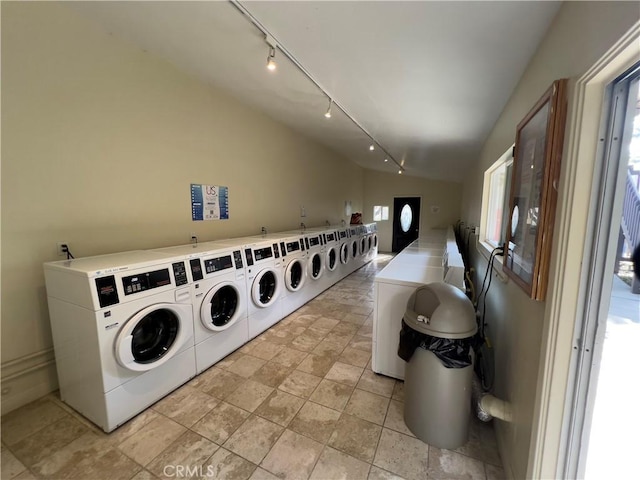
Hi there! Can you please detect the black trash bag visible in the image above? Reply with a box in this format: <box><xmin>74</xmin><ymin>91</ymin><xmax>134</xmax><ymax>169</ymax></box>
<box><xmin>398</xmin><ymin>319</ymin><xmax>473</xmax><ymax>368</ymax></box>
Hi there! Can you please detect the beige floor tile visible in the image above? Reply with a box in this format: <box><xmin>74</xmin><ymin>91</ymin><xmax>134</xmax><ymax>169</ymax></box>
<box><xmin>117</xmin><ymin>415</ymin><xmax>187</xmax><ymax>466</ymax></box>
<box><xmin>152</xmin><ymin>384</ymin><xmax>219</xmax><ymax>427</ymax></box>
<box><xmin>131</xmin><ymin>470</ymin><xmax>160</xmax><ymax>480</ymax></box>
<box><xmin>249</xmin><ymin>467</ymin><xmax>280</xmax><ymax>480</ymax></box>
<box><xmin>339</xmin><ymin>347</ymin><xmax>372</xmax><ymax>368</ymax></box>
<box><xmin>357</xmin><ymin>370</ymin><xmax>396</xmax><ymax>397</ymax></box>
<box><xmin>200</xmin><ymin>447</ymin><xmax>257</xmax><ymax>480</ymax></box>
<box><xmin>223</xmin><ymin>416</ymin><xmax>283</xmax><ymax>464</ymax></box>
<box><xmin>328</xmin><ymin>414</ymin><xmax>382</xmax><ymax>463</ymax></box>
<box><xmin>278</xmin><ymin>370</ymin><xmax>322</xmax><ymax>398</ymax></box>
<box><xmin>260</xmin><ymin>429</ymin><xmax>323</xmax><ymax>480</ymax></box>
<box><xmin>391</xmin><ymin>382</ymin><xmax>405</xmax><ymax>402</ymax></box>
<box><xmin>194</xmin><ymin>367</ymin><xmax>247</xmax><ymax>400</ymax></box>
<box><xmin>296</xmin><ymin>353</ymin><xmax>336</xmax><ymax>377</ymax></box>
<box><xmin>288</xmin><ymin>402</ymin><xmax>341</xmax><ymax>444</ymax></box>
<box><xmin>383</xmin><ymin>400</ymin><xmax>414</xmax><ymax>437</ymax></box>
<box><xmin>290</xmin><ymin>313</ymin><xmax>322</xmax><ymax>327</ymax></box>
<box><xmin>373</xmin><ymin>429</ymin><xmax>428</xmax><ymax>480</ymax></box>
<box><xmin>290</xmin><ymin>333</ymin><xmax>324</xmax><ymax>352</ymax></box>
<box><xmin>91</xmin><ymin>409</ymin><xmax>161</xmax><ymax>448</ymax></box>
<box><xmin>349</xmin><ymin>335</ymin><xmax>373</xmax><ymax>351</ymax></box>
<box><xmin>311</xmin><ymin>316</ymin><xmax>340</xmax><ymax>331</ymax></box>
<box><xmin>309</xmin><ymin>379</ymin><xmax>354</xmax><ymax>411</ymax></box>
<box><xmin>226</xmin><ymin>380</ymin><xmax>274</xmax><ymax>412</ymax></box>
<box><xmin>250</xmin><ymin>362</ymin><xmax>294</xmax><ymax>388</ymax></box>
<box><xmin>192</xmin><ymin>402</ymin><xmax>250</xmax><ymax>444</ymax></box>
<box><xmin>332</xmin><ymin>322</ymin><xmax>361</xmax><ymax>336</ymax></box>
<box><xmin>31</xmin><ymin>431</ymin><xmax>140</xmax><ymax>480</ymax></box>
<box><xmin>342</xmin><ymin>313</ymin><xmax>368</xmax><ymax>326</ymax></box>
<box><xmin>217</xmin><ymin>350</ymin><xmax>244</xmax><ymax>369</ymax></box>
<box><xmin>485</xmin><ymin>462</ymin><xmax>506</xmax><ymax>480</ymax></box>
<box><xmin>454</xmin><ymin>417</ymin><xmax>501</xmax><ymax>466</ymax></box>
<box><xmin>368</xmin><ymin>465</ymin><xmax>407</xmax><ymax>480</ymax></box>
<box><xmin>325</xmin><ymin>362</ymin><xmax>364</xmax><ymax>387</ymax></box>
<box><xmin>310</xmin><ymin>446</ymin><xmax>370</xmax><ymax>480</ymax></box>
<box><xmin>312</xmin><ymin>338</ymin><xmax>346</xmax><ymax>357</ymax></box>
<box><xmin>254</xmin><ymin>390</ymin><xmax>305</xmax><ymax>427</ymax></box>
<box><xmin>147</xmin><ymin>430</ymin><xmax>219</xmax><ymax>479</ymax></box>
<box><xmin>357</xmin><ymin>324</ymin><xmax>374</xmax><ymax>338</ymax></box>
<box><xmin>325</xmin><ymin>331</ymin><xmax>354</xmax><ymax>347</ymax></box>
<box><xmin>270</xmin><ymin>347</ymin><xmax>308</xmax><ymax>368</ymax></box>
<box><xmin>428</xmin><ymin>447</ymin><xmax>486</xmax><ymax>480</ymax></box>
<box><xmin>344</xmin><ymin>389</ymin><xmax>390</xmax><ymax>426</ymax></box>
<box><xmin>249</xmin><ymin>341</ymin><xmax>285</xmax><ymax>361</ymax></box>
<box><xmin>226</xmin><ymin>355</ymin><xmax>268</xmax><ymax>378</ymax></box>
<box><xmin>1</xmin><ymin>398</ymin><xmax>69</xmax><ymax>446</ymax></box>
<box><xmin>1</xmin><ymin>446</ymin><xmax>27</xmax><ymax>479</ymax></box>
<box><xmin>10</xmin><ymin>415</ymin><xmax>87</xmax><ymax>467</ymax></box>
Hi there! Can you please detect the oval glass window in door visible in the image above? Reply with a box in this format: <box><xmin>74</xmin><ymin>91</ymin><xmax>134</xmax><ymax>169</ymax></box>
<box><xmin>131</xmin><ymin>309</ymin><xmax>179</xmax><ymax>364</ymax></box>
<box><xmin>257</xmin><ymin>270</ymin><xmax>277</xmax><ymax>305</ymax></box>
<box><xmin>207</xmin><ymin>285</ymin><xmax>239</xmax><ymax>329</ymax></box>
<box><xmin>400</xmin><ymin>204</ymin><xmax>413</xmax><ymax>232</ymax></box>
<box><xmin>327</xmin><ymin>248</ymin><xmax>337</xmax><ymax>271</ymax></box>
<box><xmin>311</xmin><ymin>254</ymin><xmax>322</xmax><ymax>279</ymax></box>
<box><xmin>286</xmin><ymin>260</ymin><xmax>305</xmax><ymax>291</ymax></box>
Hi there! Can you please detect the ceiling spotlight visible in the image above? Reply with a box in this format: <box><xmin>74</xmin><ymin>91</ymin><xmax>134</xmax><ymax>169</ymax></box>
<box><xmin>266</xmin><ymin>45</ymin><xmax>276</xmax><ymax>71</ymax></box>
<box><xmin>384</xmin><ymin>158</ymin><xmax>388</xmax><ymax>162</ymax></box>
<box><xmin>398</xmin><ymin>170</ymin><xmax>403</xmax><ymax>175</ymax></box>
<box><xmin>324</xmin><ymin>99</ymin><xmax>332</xmax><ymax>118</ymax></box>
<box><xmin>369</xmin><ymin>144</ymin><xmax>375</xmax><ymax>151</ymax></box>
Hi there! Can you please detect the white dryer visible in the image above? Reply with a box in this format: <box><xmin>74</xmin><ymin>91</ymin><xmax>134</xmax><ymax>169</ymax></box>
<box><xmin>320</xmin><ymin>228</ymin><xmax>342</xmax><ymax>289</ymax></box>
<box><xmin>336</xmin><ymin>227</ymin><xmax>352</xmax><ymax>280</ymax></box>
<box><xmin>348</xmin><ymin>226</ymin><xmax>363</xmax><ymax>273</ymax></box>
<box><xmin>264</xmin><ymin>233</ymin><xmax>308</xmax><ymax>317</ymax></box>
<box><xmin>217</xmin><ymin>237</ymin><xmax>284</xmax><ymax>339</ymax></box>
<box><xmin>364</xmin><ymin>223</ymin><xmax>379</xmax><ymax>262</ymax></box>
<box><xmin>301</xmin><ymin>231</ymin><xmax>326</xmax><ymax>303</ymax></box>
<box><xmin>151</xmin><ymin>242</ymin><xmax>249</xmax><ymax>374</ymax></box>
<box><xmin>43</xmin><ymin>251</ymin><xmax>196</xmax><ymax>432</ymax></box>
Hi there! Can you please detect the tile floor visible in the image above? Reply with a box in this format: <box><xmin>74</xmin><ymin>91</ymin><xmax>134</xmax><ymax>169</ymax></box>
<box><xmin>1</xmin><ymin>255</ymin><xmax>505</xmax><ymax>480</ymax></box>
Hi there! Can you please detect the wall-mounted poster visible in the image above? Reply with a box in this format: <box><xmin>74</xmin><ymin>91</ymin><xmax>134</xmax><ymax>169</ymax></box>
<box><xmin>191</xmin><ymin>184</ymin><xmax>229</xmax><ymax>221</ymax></box>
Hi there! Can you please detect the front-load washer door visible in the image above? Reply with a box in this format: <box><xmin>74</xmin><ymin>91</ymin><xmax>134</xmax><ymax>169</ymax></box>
<box><xmin>252</xmin><ymin>268</ymin><xmax>280</xmax><ymax>308</ymax></box>
<box><xmin>326</xmin><ymin>247</ymin><xmax>337</xmax><ymax>272</ymax></box>
<box><xmin>201</xmin><ymin>282</ymin><xmax>241</xmax><ymax>331</ymax></box>
<box><xmin>360</xmin><ymin>237</ymin><xmax>367</xmax><ymax>256</ymax></box>
<box><xmin>373</xmin><ymin>234</ymin><xmax>378</xmax><ymax>248</ymax></box>
<box><xmin>116</xmin><ymin>303</ymin><xmax>190</xmax><ymax>372</ymax></box>
<box><xmin>351</xmin><ymin>240</ymin><xmax>358</xmax><ymax>259</ymax></box>
<box><xmin>308</xmin><ymin>253</ymin><xmax>324</xmax><ymax>280</ymax></box>
<box><xmin>285</xmin><ymin>259</ymin><xmax>306</xmax><ymax>292</ymax></box>
<box><xmin>340</xmin><ymin>244</ymin><xmax>349</xmax><ymax>265</ymax></box>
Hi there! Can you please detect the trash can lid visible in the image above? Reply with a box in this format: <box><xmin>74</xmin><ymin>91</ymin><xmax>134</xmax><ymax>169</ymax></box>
<box><xmin>404</xmin><ymin>283</ymin><xmax>477</xmax><ymax>339</ymax></box>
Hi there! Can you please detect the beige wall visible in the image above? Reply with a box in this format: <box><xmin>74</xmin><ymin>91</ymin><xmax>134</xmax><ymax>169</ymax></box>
<box><xmin>363</xmin><ymin>170</ymin><xmax>462</xmax><ymax>252</ymax></box>
<box><xmin>0</xmin><ymin>2</ymin><xmax>364</xmax><ymax>411</ymax></box>
<box><xmin>460</xmin><ymin>2</ymin><xmax>640</xmax><ymax>479</ymax></box>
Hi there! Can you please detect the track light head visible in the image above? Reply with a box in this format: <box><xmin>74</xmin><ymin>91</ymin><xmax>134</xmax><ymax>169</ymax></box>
<box><xmin>324</xmin><ymin>99</ymin><xmax>332</xmax><ymax>118</ymax></box>
<box><xmin>384</xmin><ymin>158</ymin><xmax>388</xmax><ymax>162</ymax></box>
<box><xmin>398</xmin><ymin>170</ymin><xmax>402</xmax><ymax>175</ymax></box>
<box><xmin>369</xmin><ymin>144</ymin><xmax>375</xmax><ymax>151</ymax></box>
<box><xmin>266</xmin><ymin>46</ymin><xmax>276</xmax><ymax>71</ymax></box>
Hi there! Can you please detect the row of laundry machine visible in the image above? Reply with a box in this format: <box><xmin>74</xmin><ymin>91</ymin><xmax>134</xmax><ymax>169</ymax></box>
<box><xmin>43</xmin><ymin>223</ymin><xmax>378</xmax><ymax>432</ymax></box>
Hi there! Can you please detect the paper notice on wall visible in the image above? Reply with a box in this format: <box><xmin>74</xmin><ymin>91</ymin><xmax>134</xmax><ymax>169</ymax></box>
<box><xmin>191</xmin><ymin>184</ymin><xmax>229</xmax><ymax>221</ymax></box>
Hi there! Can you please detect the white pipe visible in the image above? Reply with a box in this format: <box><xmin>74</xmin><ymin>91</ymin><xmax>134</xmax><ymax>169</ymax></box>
<box><xmin>480</xmin><ymin>394</ymin><xmax>513</xmax><ymax>422</ymax></box>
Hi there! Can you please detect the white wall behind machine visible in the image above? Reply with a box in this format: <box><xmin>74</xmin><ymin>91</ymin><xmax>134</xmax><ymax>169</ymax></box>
<box><xmin>0</xmin><ymin>2</ymin><xmax>366</xmax><ymax>413</ymax></box>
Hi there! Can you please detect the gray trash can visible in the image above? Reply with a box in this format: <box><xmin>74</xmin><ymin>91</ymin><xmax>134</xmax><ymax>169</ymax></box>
<box><xmin>399</xmin><ymin>283</ymin><xmax>477</xmax><ymax>449</ymax></box>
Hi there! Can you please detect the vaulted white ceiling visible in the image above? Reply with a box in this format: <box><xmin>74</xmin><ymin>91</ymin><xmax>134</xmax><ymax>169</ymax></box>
<box><xmin>69</xmin><ymin>1</ymin><xmax>561</xmax><ymax>182</ymax></box>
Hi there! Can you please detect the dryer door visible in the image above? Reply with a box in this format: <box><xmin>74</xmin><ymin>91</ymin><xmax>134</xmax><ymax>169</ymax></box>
<box><xmin>351</xmin><ymin>240</ymin><xmax>358</xmax><ymax>259</ymax></box>
<box><xmin>252</xmin><ymin>268</ymin><xmax>280</xmax><ymax>308</ymax></box>
<box><xmin>285</xmin><ymin>259</ymin><xmax>306</xmax><ymax>292</ymax></box>
<box><xmin>360</xmin><ymin>237</ymin><xmax>367</xmax><ymax>256</ymax></box>
<box><xmin>201</xmin><ymin>282</ymin><xmax>242</xmax><ymax>331</ymax></box>
<box><xmin>326</xmin><ymin>247</ymin><xmax>337</xmax><ymax>272</ymax></box>
<box><xmin>308</xmin><ymin>253</ymin><xmax>324</xmax><ymax>280</ymax></box>
<box><xmin>115</xmin><ymin>303</ymin><xmax>190</xmax><ymax>372</ymax></box>
<box><xmin>340</xmin><ymin>243</ymin><xmax>349</xmax><ymax>265</ymax></box>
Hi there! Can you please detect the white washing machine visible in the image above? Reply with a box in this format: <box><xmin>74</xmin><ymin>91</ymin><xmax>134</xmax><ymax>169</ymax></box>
<box><xmin>217</xmin><ymin>237</ymin><xmax>285</xmax><ymax>339</ymax></box>
<box><xmin>43</xmin><ymin>251</ymin><xmax>196</xmax><ymax>432</ymax></box>
<box><xmin>348</xmin><ymin>226</ymin><xmax>364</xmax><ymax>273</ymax></box>
<box><xmin>271</xmin><ymin>233</ymin><xmax>308</xmax><ymax>317</ymax></box>
<box><xmin>151</xmin><ymin>242</ymin><xmax>249</xmax><ymax>374</ymax></box>
<box><xmin>321</xmin><ymin>228</ymin><xmax>341</xmax><ymax>289</ymax></box>
<box><xmin>364</xmin><ymin>223</ymin><xmax>379</xmax><ymax>262</ymax></box>
<box><xmin>336</xmin><ymin>227</ymin><xmax>352</xmax><ymax>280</ymax></box>
<box><xmin>301</xmin><ymin>231</ymin><xmax>326</xmax><ymax>303</ymax></box>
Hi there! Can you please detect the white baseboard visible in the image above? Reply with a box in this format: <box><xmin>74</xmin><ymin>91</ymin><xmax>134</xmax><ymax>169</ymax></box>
<box><xmin>1</xmin><ymin>349</ymin><xmax>58</xmax><ymax>415</ymax></box>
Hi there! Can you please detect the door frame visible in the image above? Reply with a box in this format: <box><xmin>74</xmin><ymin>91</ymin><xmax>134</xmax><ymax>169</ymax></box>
<box><xmin>527</xmin><ymin>25</ymin><xmax>640</xmax><ymax>479</ymax></box>
<box><xmin>391</xmin><ymin>195</ymin><xmax>422</xmax><ymax>252</ymax></box>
